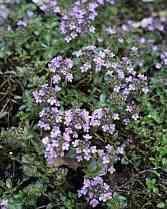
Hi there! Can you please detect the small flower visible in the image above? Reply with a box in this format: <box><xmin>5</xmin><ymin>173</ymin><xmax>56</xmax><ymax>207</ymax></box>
<box><xmin>112</xmin><ymin>113</ymin><xmax>119</xmax><ymax>120</ymax></box>
<box><xmin>0</xmin><ymin>199</ymin><xmax>8</xmax><ymax>209</ymax></box>
<box><xmin>132</xmin><ymin>113</ymin><xmax>139</xmax><ymax>120</ymax></box>
<box><xmin>90</xmin><ymin>199</ymin><xmax>99</xmax><ymax>208</ymax></box>
<box><xmin>42</xmin><ymin>136</ymin><xmax>50</xmax><ymax>145</ymax></box>
<box><xmin>78</xmin><ymin>177</ymin><xmax>113</xmax><ymax>207</ymax></box>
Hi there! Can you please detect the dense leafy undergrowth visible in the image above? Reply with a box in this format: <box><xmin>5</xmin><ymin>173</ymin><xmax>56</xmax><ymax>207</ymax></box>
<box><xmin>0</xmin><ymin>0</ymin><xmax>167</xmax><ymax>209</ymax></box>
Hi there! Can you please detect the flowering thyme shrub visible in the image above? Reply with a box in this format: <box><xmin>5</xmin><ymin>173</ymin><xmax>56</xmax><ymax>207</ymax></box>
<box><xmin>1</xmin><ymin>0</ymin><xmax>167</xmax><ymax>208</ymax></box>
<box><xmin>33</xmin><ymin>45</ymin><xmax>148</xmax><ymax>207</ymax></box>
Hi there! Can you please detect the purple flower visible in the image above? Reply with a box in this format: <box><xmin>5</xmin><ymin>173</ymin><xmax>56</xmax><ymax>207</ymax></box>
<box><xmin>90</xmin><ymin>199</ymin><xmax>99</xmax><ymax>208</ymax></box>
<box><xmin>49</xmin><ymin>56</ymin><xmax>73</xmax><ymax>82</ymax></box>
<box><xmin>0</xmin><ymin>200</ymin><xmax>8</xmax><ymax>209</ymax></box>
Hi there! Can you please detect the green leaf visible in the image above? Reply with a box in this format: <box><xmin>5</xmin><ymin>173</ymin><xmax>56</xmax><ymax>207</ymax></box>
<box><xmin>0</xmin><ymin>112</ymin><xmax>8</xmax><ymax>119</ymax></box>
<box><xmin>157</xmin><ymin>202</ymin><xmax>165</xmax><ymax>208</ymax></box>
<box><xmin>84</xmin><ymin>160</ymin><xmax>105</xmax><ymax>177</ymax></box>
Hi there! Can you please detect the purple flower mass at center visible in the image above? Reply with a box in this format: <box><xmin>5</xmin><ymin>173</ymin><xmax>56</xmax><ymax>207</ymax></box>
<box><xmin>33</xmin><ymin>45</ymin><xmax>148</xmax><ymax>207</ymax></box>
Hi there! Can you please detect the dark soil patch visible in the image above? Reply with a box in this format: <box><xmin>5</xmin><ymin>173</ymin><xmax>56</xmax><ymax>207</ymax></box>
<box><xmin>0</xmin><ymin>71</ymin><xmax>23</xmax><ymax>128</ymax></box>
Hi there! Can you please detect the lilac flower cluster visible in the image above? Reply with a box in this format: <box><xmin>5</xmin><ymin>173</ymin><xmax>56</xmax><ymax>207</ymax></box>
<box><xmin>160</xmin><ymin>51</ymin><xmax>167</xmax><ymax>66</ymax></box>
<box><xmin>131</xmin><ymin>16</ymin><xmax>167</xmax><ymax>32</ymax></box>
<box><xmin>34</xmin><ymin>105</ymin><xmax>122</xmax><ymax>165</ymax></box>
<box><xmin>104</xmin><ymin>15</ymin><xmax>167</xmax><ymax>72</ymax></box>
<box><xmin>0</xmin><ymin>0</ymin><xmax>20</xmax><ymax>25</ymax></box>
<box><xmin>48</xmin><ymin>56</ymin><xmax>74</xmax><ymax>82</ymax></box>
<box><xmin>105</xmin><ymin>15</ymin><xmax>167</xmax><ymax>37</ymax></box>
<box><xmin>78</xmin><ymin>176</ymin><xmax>112</xmax><ymax>207</ymax></box>
<box><xmin>155</xmin><ymin>51</ymin><xmax>167</xmax><ymax>69</ymax></box>
<box><xmin>60</xmin><ymin>0</ymin><xmax>115</xmax><ymax>42</ymax></box>
<box><xmin>33</xmin><ymin>45</ymin><xmax>148</xmax><ymax>206</ymax></box>
<box><xmin>0</xmin><ymin>200</ymin><xmax>8</xmax><ymax>209</ymax></box>
<box><xmin>0</xmin><ymin>5</ymin><xmax>9</xmax><ymax>25</ymax></box>
<box><xmin>32</xmin><ymin>0</ymin><xmax>60</xmax><ymax>14</ymax></box>
<box><xmin>73</xmin><ymin>46</ymin><xmax>148</xmax><ymax>111</ymax></box>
